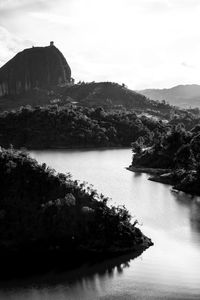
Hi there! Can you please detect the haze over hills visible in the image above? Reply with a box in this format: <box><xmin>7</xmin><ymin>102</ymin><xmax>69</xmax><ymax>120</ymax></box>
<box><xmin>139</xmin><ymin>84</ymin><xmax>200</xmax><ymax>108</ymax></box>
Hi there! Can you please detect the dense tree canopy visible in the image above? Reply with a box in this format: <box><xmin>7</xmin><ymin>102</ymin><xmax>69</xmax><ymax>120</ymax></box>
<box><xmin>0</xmin><ymin>104</ymin><xmax>166</xmax><ymax>149</ymax></box>
<box><xmin>131</xmin><ymin>122</ymin><xmax>200</xmax><ymax>195</ymax></box>
<box><xmin>0</xmin><ymin>147</ymin><xmax>152</xmax><ymax>254</ymax></box>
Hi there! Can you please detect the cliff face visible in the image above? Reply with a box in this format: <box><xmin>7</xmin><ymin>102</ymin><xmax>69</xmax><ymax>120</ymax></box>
<box><xmin>0</xmin><ymin>44</ymin><xmax>71</xmax><ymax>97</ymax></box>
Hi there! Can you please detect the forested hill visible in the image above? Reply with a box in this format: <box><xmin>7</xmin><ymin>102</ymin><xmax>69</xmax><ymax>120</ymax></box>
<box><xmin>0</xmin><ymin>81</ymin><xmax>174</xmax><ymax>114</ymax></box>
<box><xmin>0</xmin><ymin>105</ymin><xmax>167</xmax><ymax>149</ymax></box>
<box><xmin>131</xmin><ymin>123</ymin><xmax>200</xmax><ymax>195</ymax></box>
<box><xmin>0</xmin><ymin>147</ymin><xmax>153</xmax><ymax>269</ymax></box>
<box><xmin>62</xmin><ymin>82</ymin><xmax>159</xmax><ymax>109</ymax></box>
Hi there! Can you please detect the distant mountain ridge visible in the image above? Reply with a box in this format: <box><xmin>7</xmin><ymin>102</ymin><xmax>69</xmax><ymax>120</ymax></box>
<box><xmin>139</xmin><ymin>84</ymin><xmax>200</xmax><ymax>108</ymax></box>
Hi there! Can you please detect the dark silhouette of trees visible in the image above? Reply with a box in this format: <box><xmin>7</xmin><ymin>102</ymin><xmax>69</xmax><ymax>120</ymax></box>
<box><xmin>131</xmin><ymin>120</ymin><xmax>200</xmax><ymax>195</ymax></box>
<box><xmin>174</xmin><ymin>144</ymin><xmax>195</xmax><ymax>170</ymax></box>
<box><xmin>0</xmin><ymin>147</ymin><xmax>152</xmax><ymax>254</ymax></box>
<box><xmin>0</xmin><ymin>105</ymin><xmax>166</xmax><ymax>149</ymax></box>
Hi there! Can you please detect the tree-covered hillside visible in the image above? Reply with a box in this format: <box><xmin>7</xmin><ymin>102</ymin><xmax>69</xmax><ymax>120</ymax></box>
<box><xmin>0</xmin><ymin>81</ymin><xmax>175</xmax><ymax>114</ymax></box>
<box><xmin>0</xmin><ymin>147</ymin><xmax>152</xmax><ymax>256</ymax></box>
<box><xmin>0</xmin><ymin>104</ymin><xmax>166</xmax><ymax>149</ymax></box>
<box><xmin>62</xmin><ymin>82</ymin><xmax>168</xmax><ymax>109</ymax></box>
<box><xmin>131</xmin><ymin>123</ymin><xmax>200</xmax><ymax>195</ymax></box>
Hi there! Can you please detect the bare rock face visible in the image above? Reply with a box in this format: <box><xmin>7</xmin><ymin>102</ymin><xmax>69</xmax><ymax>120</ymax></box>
<box><xmin>0</xmin><ymin>43</ymin><xmax>72</xmax><ymax>97</ymax></box>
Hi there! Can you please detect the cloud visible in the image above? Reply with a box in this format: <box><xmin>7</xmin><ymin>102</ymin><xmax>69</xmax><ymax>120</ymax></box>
<box><xmin>30</xmin><ymin>12</ymin><xmax>73</xmax><ymax>26</ymax></box>
<box><xmin>0</xmin><ymin>0</ymin><xmax>49</xmax><ymax>10</ymax></box>
<box><xmin>134</xmin><ymin>0</ymin><xmax>200</xmax><ymax>15</ymax></box>
<box><xmin>0</xmin><ymin>26</ymin><xmax>33</xmax><ymax>67</ymax></box>
<box><xmin>142</xmin><ymin>0</ymin><xmax>200</xmax><ymax>9</ymax></box>
<box><xmin>1</xmin><ymin>0</ymin><xmax>200</xmax><ymax>88</ymax></box>
<box><xmin>181</xmin><ymin>62</ymin><xmax>194</xmax><ymax>69</ymax></box>
<box><xmin>171</xmin><ymin>0</ymin><xmax>200</xmax><ymax>8</ymax></box>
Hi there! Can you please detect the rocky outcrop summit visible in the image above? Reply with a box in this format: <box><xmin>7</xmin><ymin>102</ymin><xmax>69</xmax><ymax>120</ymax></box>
<box><xmin>0</xmin><ymin>42</ymin><xmax>72</xmax><ymax>97</ymax></box>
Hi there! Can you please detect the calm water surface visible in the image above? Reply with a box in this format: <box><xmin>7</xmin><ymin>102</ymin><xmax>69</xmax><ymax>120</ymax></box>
<box><xmin>1</xmin><ymin>148</ymin><xmax>200</xmax><ymax>299</ymax></box>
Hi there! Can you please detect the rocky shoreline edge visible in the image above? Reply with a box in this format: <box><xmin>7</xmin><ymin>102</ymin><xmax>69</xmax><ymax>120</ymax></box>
<box><xmin>127</xmin><ymin>165</ymin><xmax>200</xmax><ymax>196</ymax></box>
<box><xmin>127</xmin><ymin>166</ymin><xmax>184</xmax><ymax>193</ymax></box>
<box><xmin>127</xmin><ymin>166</ymin><xmax>172</xmax><ymax>175</ymax></box>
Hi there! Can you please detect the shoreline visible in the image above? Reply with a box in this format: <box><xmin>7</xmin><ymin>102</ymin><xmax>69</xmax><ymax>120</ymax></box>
<box><xmin>127</xmin><ymin>165</ymin><xmax>200</xmax><ymax>196</ymax></box>
<box><xmin>126</xmin><ymin>166</ymin><xmax>172</xmax><ymax>175</ymax></box>
<box><xmin>127</xmin><ymin>165</ymin><xmax>177</xmax><ymax>187</ymax></box>
<box><xmin>24</xmin><ymin>146</ymin><xmax>131</xmax><ymax>151</ymax></box>
<box><xmin>0</xmin><ymin>235</ymin><xmax>153</xmax><ymax>280</ymax></box>
<box><xmin>0</xmin><ymin>147</ymin><xmax>154</xmax><ymax>280</ymax></box>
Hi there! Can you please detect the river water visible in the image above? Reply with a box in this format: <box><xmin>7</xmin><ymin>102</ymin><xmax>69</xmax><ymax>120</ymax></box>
<box><xmin>1</xmin><ymin>148</ymin><xmax>200</xmax><ymax>299</ymax></box>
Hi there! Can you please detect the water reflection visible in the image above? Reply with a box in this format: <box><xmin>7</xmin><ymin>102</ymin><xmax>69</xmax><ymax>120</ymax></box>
<box><xmin>190</xmin><ymin>200</ymin><xmax>200</xmax><ymax>236</ymax></box>
<box><xmin>132</xmin><ymin>171</ymin><xmax>142</xmax><ymax>177</ymax></box>
<box><xmin>190</xmin><ymin>200</ymin><xmax>200</xmax><ymax>223</ymax></box>
<box><xmin>171</xmin><ymin>190</ymin><xmax>195</xmax><ymax>204</ymax></box>
<box><xmin>170</xmin><ymin>190</ymin><xmax>200</xmax><ymax>245</ymax></box>
<box><xmin>0</xmin><ymin>251</ymin><xmax>143</xmax><ymax>300</ymax></box>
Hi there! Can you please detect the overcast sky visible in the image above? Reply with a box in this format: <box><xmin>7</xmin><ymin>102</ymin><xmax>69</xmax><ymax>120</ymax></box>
<box><xmin>0</xmin><ymin>0</ymin><xmax>200</xmax><ymax>89</ymax></box>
